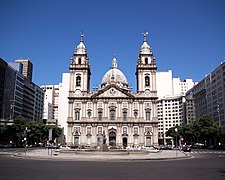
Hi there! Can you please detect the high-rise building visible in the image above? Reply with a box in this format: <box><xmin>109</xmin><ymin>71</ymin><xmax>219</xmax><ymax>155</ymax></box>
<box><xmin>15</xmin><ymin>59</ymin><xmax>33</xmax><ymax>83</ymax></box>
<box><xmin>33</xmin><ymin>84</ymin><xmax>44</xmax><ymax>121</ymax></box>
<box><xmin>41</xmin><ymin>73</ymin><xmax>70</xmax><ymax>144</ymax></box>
<box><xmin>184</xmin><ymin>89</ymin><xmax>196</xmax><ymax>124</ymax></box>
<box><xmin>190</xmin><ymin>61</ymin><xmax>225</xmax><ymax>135</ymax></box>
<box><xmin>0</xmin><ymin>58</ymin><xmax>8</xmax><ymax>119</ymax></box>
<box><xmin>156</xmin><ymin>70</ymin><xmax>197</xmax><ymax>145</ymax></box>
<box><xmin>1</xmin><ymin>58</ymin><xmax>43</xmax><ymax>121</ymax></box>
<box><xmin>41</xmin><ymin>85</ymin><xmax>58</xmax><ymax>121</ymax></box>
<box><xmin>157</xmin><ymin>95</ymin><xmax>185</xmax><ymax>145</ymax></box>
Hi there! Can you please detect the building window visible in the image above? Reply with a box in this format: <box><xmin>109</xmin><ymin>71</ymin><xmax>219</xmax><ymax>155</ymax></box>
<box><xmin>123</xmin><ymin>109</ymin><xmax>127</xmax><ymax>121</ymax></box>
<box><xmin>110</xmin><ymin>109</ymin><xmax>116</xmax><ymax>120</ymax></box>
<box><xmin>146</xmin><ymin>110</ymin><xmax>151</xmax><ymax>121</ymax></box>
<box><xmin>123</xmin><ymin>127</ymin><xmax>127</xmax><ymax>134</ymax></box>
<box><xmin>87</xmin><ymin>127</ymin><xmax>91</xmax><ymax>134</ymax></box>
<box><xmin>98</xmin><ymin>127</ymin><xmax>102</xmax><ymax>134</ymax></box>
<box><xmin>145</xmin><ymin>58</ymin><xmax>148</xmax><ymax>64</ymax></box>
<box><xmin>145</xmin><ymin>76</ymin><xmax>150</xmax><ymax>86</ymax></box>
<box><xmin>76</xmin><ymin>76</ymin><xmax>81</xmax><ymax>86</ymax></box>
<box><xmin>75</xmin><ymin>110</ymin><xmax>80</xmax><ymax>120</ymax></box>
<box><xmin>78</xmin><ymin>58</ymin><xmax>82</xmax><ymax>64</ymax></box>
<box><xmin>134</xmin><ymin>110</ymin><xmax>138</xmax><ymax>118</ymax></box>
<box><xmin>134</xmin><ymin>127</ymin><xmax>138</xmax><ymax>134</ymax></box>
<box><xmin>87</xmin><ymin>110</ymin><xmax>91</xmax><ymax>118</ymax></box>
<box><xmin>98</xmin><ymin>109</ymin><xmax>103</xmax><ymax>121</ymax></box>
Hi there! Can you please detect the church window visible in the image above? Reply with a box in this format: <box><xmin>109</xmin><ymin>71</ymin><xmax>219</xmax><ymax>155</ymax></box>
<box><xmin>110</xmin><ymin>109</ymin><xmax>116</xmax><ymax>120</ymax></box>
<box><xmin>87</xmin><ymin>127</ymin><xmax>91</xmax><ymax>134</ymax></box>
<box><xmin>123</xmin><ymin>127</ymin><xmax>127</xmax><ymax>134</ymax></box>
<box><xmin>123</xmin><ymin>110</ymin><xmax>127</xmax><ymax>121</ymax></box>
<box><xmin>78</xmin><ymin>58</ymin><xmax>82</xmax><ymax>64</ymax></box>
<box><xmin>98</xmin><ymin>127</ymin><xmax>102</xmax><ymax>134</ymax></box>
<box><xmin>87</xmin><ymin>110</ymin><xmax>91</xmax><ymax>118</ymax></box>
<box><xmin>76</xmin><ymin>76</ymin><xmax>81</xmax><ymax>86</ymax></box>
<box><xmin>134</xmin><ymin>111</ymin><xmax>138</xmax><ymax>118</ymax></box>
<box><xmin>146</xmin><ymin>110</ymin><xmax>151</xmax><ymax>121</ymax></box>
<box><xmin>145</xmin><ymin>76</ymin><xmax>150</xmax><ymax>86</ymax></box>
<box><xmin>75</xmin><ymin>110</ymin><xmax>80</xmax><ymax>120</ymax></box>
<box><xmin>145</xmin><ymin>58</ymin><xmax>148</xmax><ymax>64</ymax></box>
<box><xmin>98</xmin><ymin>109</ymin><xmax>103</xmax><ymax>121</ymax></box>
<box><xmin>134</xmin><ymin>127</ymin><xmax>138</xmax><ymax>134</ymax></box>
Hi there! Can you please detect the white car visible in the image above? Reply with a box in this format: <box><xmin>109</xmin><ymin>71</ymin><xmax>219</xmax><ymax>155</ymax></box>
<box><xmin>60</xmin><ymin>145</ymin><xmax>70</xmax><ymax>149</ymax></box>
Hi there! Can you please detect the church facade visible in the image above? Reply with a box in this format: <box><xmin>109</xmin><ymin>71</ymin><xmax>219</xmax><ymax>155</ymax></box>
<box><xmin>67</xmin><ymin>33</ymin><xmax>158</xmax><ymax>148</ymax></box>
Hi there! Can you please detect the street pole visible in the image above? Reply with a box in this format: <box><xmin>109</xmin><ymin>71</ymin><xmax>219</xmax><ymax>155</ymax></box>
<box><xmin>217</xmin><ymin>103</ymin><xmax>221</xmax><ymax>145</ymax></box>
<box><xmin>175</xmin><ymin>128</ymin><xmax>178</xmax><ymax>158</ymax></box>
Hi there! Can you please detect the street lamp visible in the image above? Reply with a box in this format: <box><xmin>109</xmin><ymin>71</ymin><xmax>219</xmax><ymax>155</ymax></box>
<box><xmin>175</xmin><ymin>128</ymin><xmax>178</xmax><ymax>158</ymax></box>
<box><xmin>217</xmin><ymin>103</ymin><xmax>221</xmax><ymax>145</ymax></box>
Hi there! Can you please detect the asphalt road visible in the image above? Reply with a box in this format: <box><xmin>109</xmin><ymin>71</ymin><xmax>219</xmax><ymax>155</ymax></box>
<box><xmin>0</xmin><ymin>149</ymin><xmax>225</xmax><ymax>180</ymax></box>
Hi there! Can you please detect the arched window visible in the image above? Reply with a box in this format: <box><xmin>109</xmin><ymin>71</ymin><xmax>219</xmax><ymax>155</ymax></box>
<box><xmin>87</xmin><ymin>110</ymin><xmax>91</xmax><ymax>118</ymax></box>
<box><xmin>76</xmin><ymin>76</ymin><xmax>81</xmax><ymax>86</ymax></box>
<box><xmin>145</xmin><ymin>58</ymin><xmax>148</xmax><ymax>64</ymax></box>
<box><xmin>78</xmin><ymin>58</ymin><xmax>82</xmax><ymax>64</ymax></box>
<box><xmin>134</xmin><ymin>110</ymin><xmax>138</xmax><ymax>118</ymax></box>
<box><xmin>145</xmin><ymin>76</ymin><xmax>150</xmax><ymax>86</ymax></box>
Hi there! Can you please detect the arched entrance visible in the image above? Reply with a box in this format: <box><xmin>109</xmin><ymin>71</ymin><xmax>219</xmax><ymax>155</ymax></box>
<box><xmin>109</xmin><ymin>131</ymin><xmax>116</xmax><ymax>147</ymax></box>
<box><xmin>123</xmin><ymin>137</ymin><xmax>128</xmax><ymax>148</ymax></box>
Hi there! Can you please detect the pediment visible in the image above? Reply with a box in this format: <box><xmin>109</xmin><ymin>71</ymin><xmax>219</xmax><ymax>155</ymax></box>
<box><xmin>91</xmin><ymin>84</ymin><xmax>134</xmax><ymax>99</ymax></box>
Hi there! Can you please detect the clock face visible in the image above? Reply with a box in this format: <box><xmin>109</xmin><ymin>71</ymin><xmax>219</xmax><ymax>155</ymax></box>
<box><xmin>75</xmin><ymin>90</ymin><xmax>81</xmax><ymax>95</ymax></box>
<box><xmin>145</xmin><ymin>89</ymin><xmax>150</xmax><ymax>95</ymax></box>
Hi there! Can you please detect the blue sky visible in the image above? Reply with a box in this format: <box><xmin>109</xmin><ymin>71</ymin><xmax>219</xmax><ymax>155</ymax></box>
<box><xmin>1</xmin><ymin>0</ymin><xmax>225</xmax><ymax>91</ymax></box>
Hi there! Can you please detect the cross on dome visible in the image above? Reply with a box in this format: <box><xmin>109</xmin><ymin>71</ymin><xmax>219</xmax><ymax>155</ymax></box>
<box><xmin>142</xmin><ymin>31</ymin><xmax>148</xmax><ymax>42</ymax></box>
<box><xmin>112</xmin><ymin>51</ymin><xmax>117</xmax><ymax>69</ymax></box>
<box><xmin>80</xmin><ymin>32</ymin><xmax>84</xmax><ymax>42</ymax></box>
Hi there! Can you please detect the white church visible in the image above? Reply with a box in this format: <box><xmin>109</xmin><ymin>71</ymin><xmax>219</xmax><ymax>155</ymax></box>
<box><xmin>66</xmin><ymin>33</ymin><xmax>159</xmax><ymax>148</ymax></box>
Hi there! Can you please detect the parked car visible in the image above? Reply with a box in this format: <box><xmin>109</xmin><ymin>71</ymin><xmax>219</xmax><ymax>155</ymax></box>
<box><xmin>159</xmin><ymin>145</ymin><xmax>172</xmax><ymax>150</ymax></box>
<box><xmin>182</xmin><ymin>145</ymin><xmax>191</xmax><ymax>152</ymax></box>
<box><xmin>142</xmin><ymin>146</ymin><xmax>158</xmax><ymax>150</ymax></box>
<box><xmin>192</xmin><ymin>143</ymin><xmax>205</xmax><ymax>149</ymax></box>
<box><xmin>60</xmin><ymin>145</ymin><xmax>70</xmax><ymax>149</ymax></box>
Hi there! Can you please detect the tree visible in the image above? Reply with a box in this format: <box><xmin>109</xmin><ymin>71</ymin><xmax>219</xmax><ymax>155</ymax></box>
<box><xmin>166</xmin><ymin>115</ymin><xmax>221</xmax><ymax>147</ymax></box>
<box><xmin>0</xmin><ymin>116</ymin><xmax>62</xmax><ymax>147</ymax></box>
<box><xmin>166</xmin><ymin>126</ymin><xmax>181</xmax><ymax>146</ymax></box>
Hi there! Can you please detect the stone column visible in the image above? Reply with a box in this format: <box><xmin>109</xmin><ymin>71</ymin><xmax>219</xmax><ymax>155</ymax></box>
<box><xmin>67</xmin><ymin>124</ymin><xmax>73</xmax><ymax>145</ymax></box>
<box><xmin>128</xmin><ymin>124</ymin><xmax>133</xmax><ymax>147</ymax></box>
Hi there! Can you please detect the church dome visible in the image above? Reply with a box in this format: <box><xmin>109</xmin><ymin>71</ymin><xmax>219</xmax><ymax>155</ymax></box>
<box><xmin>101</xmin><ymin>57</ymin><xmax>128</xmax><ymax>88</ymax></box>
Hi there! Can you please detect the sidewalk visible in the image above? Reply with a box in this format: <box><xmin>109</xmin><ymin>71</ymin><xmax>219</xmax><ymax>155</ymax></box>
<box><xmin>14</xmin><ymin>148</ymin><xmax>192</xmax><ymax>161</ymax></box>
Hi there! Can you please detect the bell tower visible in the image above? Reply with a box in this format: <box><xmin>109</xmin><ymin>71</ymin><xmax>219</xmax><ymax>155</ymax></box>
<box><xmin>69</xmin><ymin>33</ymin><xmax>91</xmax><ymax>95</ymax></box>
<box><xmin>136</xmin><ymin>32</ymin><xmax>157</xmax><ymax>94</ymax></box>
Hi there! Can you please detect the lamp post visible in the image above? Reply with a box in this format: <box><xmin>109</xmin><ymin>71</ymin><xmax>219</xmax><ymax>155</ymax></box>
<box><xmin>175</xmin><ymin>128</ymin><xmax>178</xmax><ymax>158</ymax></box>
<box><xmin>217</xmin><ymin>103</ymin><xmax>221</xmax><ymax>145</ymax></box>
